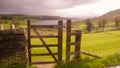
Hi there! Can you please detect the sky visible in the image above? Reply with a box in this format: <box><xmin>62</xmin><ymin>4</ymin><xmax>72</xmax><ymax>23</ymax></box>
<box><xmin>0</xmin><ymin>0</ymin><xmax>120</xmax><ymax>18</ymax></box>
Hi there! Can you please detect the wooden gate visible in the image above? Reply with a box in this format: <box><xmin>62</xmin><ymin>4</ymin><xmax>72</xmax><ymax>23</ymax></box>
<box><xmin>65</xmin><ymin>20</ymin><xmax>101</xmax><ymax>63</ymax></box>
<box><xmin>27</xmin><ymin>20</ymin><xmax>63</xmax><ymax>65</ymax></box>
<box><xmin>66</xmin><ymin>20</ymin><xmax>82</xmax><ymax>62</ymax></box>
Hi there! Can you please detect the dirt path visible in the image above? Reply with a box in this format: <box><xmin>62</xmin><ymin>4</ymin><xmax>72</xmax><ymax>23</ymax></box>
<box><xmin>37</xmin><ymin>64</ymin><xmax>55</xmax><ymax>68</ymax></box>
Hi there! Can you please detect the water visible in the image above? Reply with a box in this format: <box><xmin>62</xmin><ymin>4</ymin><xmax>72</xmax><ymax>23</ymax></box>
<box><xmin>32</xmin><ymin>20</ymin><xmax>66</xmax><ymax>25</ymax></box>
<box><xmin>32</xmin><ymin>20</ymin><xmax>79</xmax><ymax>25</ymax></box>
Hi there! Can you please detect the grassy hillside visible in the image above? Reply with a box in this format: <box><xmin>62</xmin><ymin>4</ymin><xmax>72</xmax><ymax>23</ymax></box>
<box><xmin>101</xmin><ymin>9</ymin><xmax>120</xmax><ymax>19</ymax></box>
<box><xmin>92</xmin><ymin>8</ymin><xmax>120</xmax><ymax>21</ymax></box>
<box><xmin>31</xmin><ymin>30</ymin><xmax>120</xmax><ymax>59</ymax></box>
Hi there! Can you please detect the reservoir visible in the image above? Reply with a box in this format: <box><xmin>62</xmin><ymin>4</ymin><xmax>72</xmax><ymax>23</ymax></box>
<box><xmin>32</xmin><ymin>20</ymin><xmax>67</xmax><ymax>25</ymax></box>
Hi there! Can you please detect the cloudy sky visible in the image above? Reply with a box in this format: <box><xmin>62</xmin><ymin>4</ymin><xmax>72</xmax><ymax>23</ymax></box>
<box><xmin>0</xmin><ymin>0</ymin><xmax>120</xmax><ymax>18</ymax></box>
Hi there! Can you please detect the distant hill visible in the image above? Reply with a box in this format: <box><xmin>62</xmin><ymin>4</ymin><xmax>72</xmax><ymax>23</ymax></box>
<box><xmin>98</xmin><ymin>9</ymin><xmax>120</xmax><ymax>20</ymax></box>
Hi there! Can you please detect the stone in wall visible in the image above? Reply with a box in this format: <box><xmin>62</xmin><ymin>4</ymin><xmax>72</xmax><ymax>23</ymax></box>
<box><xmin>0</xmin><ymin>28</ymin><xmax>27</xmax><ymax>67</ymax></box>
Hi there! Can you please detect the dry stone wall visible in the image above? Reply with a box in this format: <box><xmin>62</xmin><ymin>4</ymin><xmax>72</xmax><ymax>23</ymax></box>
<box><xmin>0</xmin><ymin>28</ymin><xmax>27</xmax><ymax>67</ymax></box>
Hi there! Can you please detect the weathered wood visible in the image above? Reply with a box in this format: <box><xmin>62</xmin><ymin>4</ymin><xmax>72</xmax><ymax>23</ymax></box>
<box><xmin>81</xmin><ymin>51</ymin><xmax>102</xmax><ymax>58</ymax></box>
<box><xmin>68</xmin><ymin>42</ymin><xmax>80</xmax><ymax>45</ymax></box>
<box><xmin>11</xmin><ymin>24</ymin><xmax>15</xmax><ymax>29</ymax></box>
<box><xmin>58</xmin><ymin>20</ymin><xmax>63</xmax><ymax>63</ymax></box>
<box><xmin>32</xmin><ymin>61</ymin><xmax>56</xmax><ymax>64</ymax></box>
<box><xmin>32</xmin><ymin>28</ymin><xmax>58</xmax><ymax>64</ymax></box>
<box><xmin>0</xmin><ymin>24</ymin><xmax>4</xmax><ymax>30</ymax></box>
<box><xmin>31</xmin><ymin>25</ymin><xmax>59</xmax><ymax>28</ymax></box>
<box><xmin>74</xmin><ymin>30</ymin><xmax>82</xmax><ymax>59</ymax></box>
<box><xmin>27</xmin><ymin>20</ymin><xmax>32</xmax><ymax>65</ymax></box>
<box><xmin>70</xmin><ymin>51</ymin><xmax>80</xmax><ymax>55</ymax></box>
<box><xmin>31</xmin><ymin>53</ymin><xmax>58</xmax><ymax>56</ymax></box>
<box><xmin>70</xmin><ymin>32</ymin><xmax>76</xmax><ymax>36</ymax></box>
<box><xmin>30</xmin><ymin>35</ymin><xmax>58</xmax><ymax>38</ymax></box>
<box><xmin>31</xmin><ymin>44</ymin><xmax>58</xmax><ymax>48</ymax></box>
<box><xmin>28</xmin><ymin>20</ymin><xmax>63</xmax><ymax>65</ymax></box>
<box><xmin>66</xmin><ymin>20</ymin><xmax>71</xmax><ymax>62</ymax></box>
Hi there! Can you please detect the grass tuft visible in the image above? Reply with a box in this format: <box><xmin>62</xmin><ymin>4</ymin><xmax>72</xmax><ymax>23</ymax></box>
<box><xmin>55</xmin><ymin>53</ymin><xmax>120</xmax><ymax>68</ymax></box>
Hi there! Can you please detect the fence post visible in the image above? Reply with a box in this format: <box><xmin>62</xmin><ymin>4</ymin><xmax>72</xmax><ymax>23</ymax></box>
<box><xmin>27</xmin><ymin>20</ymin><xmax>31</xmax><ymax>65</ymax></box>
<box><xmin>66</xmin><ymin>20</ymin><xmax>71</xmax><ymax>62</ymax></box>
<box><xmin>58</xmin><ymin>20</ymin><xmax>63</xmax><ymax>63</ymax></box>
<box><xmin>0</xmin><ymin>24</ymin><xmax>4</xmax><ymax>30</ymax></box>
<box><xmin>11</xmin><ymin>24</ymin><xmax>15</xmax><ymax>29</ymax></box>
<box><xmin>74</xmin><ymin>30</ymin><xmax>82</xmax><ymax>60</ymax></box>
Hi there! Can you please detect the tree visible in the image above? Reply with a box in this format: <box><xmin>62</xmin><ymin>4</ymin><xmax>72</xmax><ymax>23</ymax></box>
<box><xmin>114</xmin><ymin>17</ymin><xmax>120</xmax><ymax>27</ymax></box>
<box><xmin>85</xmin><ymin>19</ymin><xmax>94</xmax><ymax>32</ymax></box>
<box><xmin>98</xmin><ymin>18</ymin><xmax>107</xmax><ymax>31</ymax></box>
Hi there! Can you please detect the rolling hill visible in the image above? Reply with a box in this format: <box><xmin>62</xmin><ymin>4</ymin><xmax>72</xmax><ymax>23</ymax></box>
<box><xmin>99</xmin><ymin>8</ymin><xmax>120</xmax><ymax>20</ymax></box>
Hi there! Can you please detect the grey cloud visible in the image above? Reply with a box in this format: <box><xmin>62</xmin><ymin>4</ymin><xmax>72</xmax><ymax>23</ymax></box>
<box><xmin>0</xmin><ymin>0</ymin><xmax>100</xmax><ymax>15</ymax></box>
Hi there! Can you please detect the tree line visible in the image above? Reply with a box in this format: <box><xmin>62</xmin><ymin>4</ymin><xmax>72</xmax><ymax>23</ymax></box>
<box><xmin>85</xmin><ymin>16</ymin><xmax>120</xmax><ymax>33</ymax></box>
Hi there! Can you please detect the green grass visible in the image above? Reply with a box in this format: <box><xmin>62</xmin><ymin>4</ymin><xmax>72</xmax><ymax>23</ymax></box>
<box><xmin>1</xmin><ymin>19</ymin><xmax>39</xmax><ymax>29</ymax></box>
<box><xmin>55</xmin><ymin>53</ymin><xmax>120</xmax><ymax>68</ymax></box>
<box><xmin>81</xmin><ymin>30</ymin><xmax>120</xmax><ymax>56</ymax></box>
<box><xmin>31</xmin><ymin>30</ymin><xmax>120</xmax><ymax>58</ymax></box>
<box><xmin>1</xmin><ymin>19</ymin><xmax>120</xmax><ymax>68</ymax></box>
<box><xmin>30</xmin><ymin>30</ymin><xmax>120</xmax><ymax>68</ymax></box>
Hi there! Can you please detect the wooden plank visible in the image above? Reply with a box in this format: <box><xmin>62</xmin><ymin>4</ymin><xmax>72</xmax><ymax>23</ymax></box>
<box><xmin>68</xmin><ymin>42</ymin><xmax>80</xmax><ymax>45</ymax></box>
<box><xmin>32</xmin><ymin>28</ymin><xmax>58</xmax><ymax>64</ymax></box>
<box><xmin>30</xmin><ymin>35</ymin><xmax>58</xmax><ymax>38</ymax></box>
<box><xmin>74</xmin><ymin>30</ymin><xmax>82</xmax><ymax>59</ymax></box>
<box><xmin>81</xmin><ymin>51</ymin><xmax>102</xmax><ymax>58</ymax></box>
<box><xmin>27</xmin><ymin>20</ymin><xmax>32</xmax><ymax>65</ymax></box>
<box><xmin>58</xmin><ymin>20</ymin><xmax>63</xmax><ymax>63</ymax></box>
<box><xmin>11</xmin><ymin>24</ymin><xmax>15</xmax><ymax>29</ymax></box>
<box><xmin>31</xmin><ymin>25</ymin><xmax>60</xmax><ymax>28</ymax></box>
<box><xmin>32</xmin><ymin>61</ymin><xmax>56</xmax><ymax>64</ymax></box>
<box><xmin>70</xmin><ymin>32</ymin><xmax>76</xmax><ymax>36</ymax></box>
<box><xmin>0</xmin><ymin>24</ymin><xmax>4</xmax><ymax>30</ymax></box>
<box><xmin>31</xmin><ymin>53</ymin><xmax>58</xmax><ymax>56</ymax></box>
<box><xmin>31</xmin><ymin>44</ymin><xmax>58</xmax><ymax>48</ymax></box>
<box><xmin>70</xmin><ymin>51</ymin><xmax>80</xmax><ymax>55</ymax></box>
<box><xmin>66</xmin><ymin>20</ymin><xmax>71</xmax><ymax>62</ymax></box>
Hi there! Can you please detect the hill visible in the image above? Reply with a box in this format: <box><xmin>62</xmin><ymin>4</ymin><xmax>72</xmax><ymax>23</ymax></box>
<box><xmin>99</xmin><ymin>8</ymin><xmax>120</xmax><ymax>20</ymax></box>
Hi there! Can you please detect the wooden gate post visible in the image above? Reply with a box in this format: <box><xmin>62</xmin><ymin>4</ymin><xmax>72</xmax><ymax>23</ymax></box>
<box><xmin>11</xmin><ymin>24</ymin><xmax>15</xmax><ymax>29</ymax></box>
<box><xmin>66</xmin><ymin>20</ymin><xmax>71</xmax><ymax>62</ymax></box>
<box><xmin>58</xmin><ymin>20</ymin><xmax>63</xmax><ymax>63</ymax></box>
<box><xmin>0</xmin><ymin>24</ymin><xmax>4</xmax><ymax>30</ymax></box>
<box><xmin>27</xmin><ymin>20</ymin><xmax>31</xmax><ymax>65</ymax></box>
<box><xmin>74</xmin><ymin>30</ymin><xmax>82</xmax><ymax>59</ymax></box>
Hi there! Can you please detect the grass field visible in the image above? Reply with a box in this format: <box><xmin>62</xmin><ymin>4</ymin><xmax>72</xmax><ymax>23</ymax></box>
<box><xmin>30</xmin><ymin>29</ymin><xmax>120</xmax><ymax>68</ymax></box>
<box><xmin>55</xmin><ymin>30</ymin><xmax>120</xmax><ymax>68</ymax></box>
<box><xmin>1</xmin><ymin>19</ymin><xmax>120</xmax><ymax>68</ymax></box>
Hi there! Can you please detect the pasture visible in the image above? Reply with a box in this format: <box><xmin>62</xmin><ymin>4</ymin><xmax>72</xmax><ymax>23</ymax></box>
<box><xmin>1</xmin><ymin>19</ymin><xmax>120</xmax><ymax>68</ymax></box>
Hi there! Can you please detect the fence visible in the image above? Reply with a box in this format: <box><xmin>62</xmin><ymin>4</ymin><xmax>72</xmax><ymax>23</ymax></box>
<box><xmin>27</xmin><ymin>19</ymin><xmax>105</xmax><ymax>65</ymax></box>
<box><xmin>66</xmin><ymin>20</ymin><xmax>101</xmax><ymax>63</ymax></box>
<box><xmin>66</xmin><ymin>20</ymin><xmax>82</xmax><ymax>62</ymax></box>
<box><xmin>0</xmin><ymin>23</ymin><xmax>16</xmax><ymax>30</ymax></box>
<box><xmin>27</xmin><ymin>20</ymin><xmax>63</xmax><ymax>65</ymax></box>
